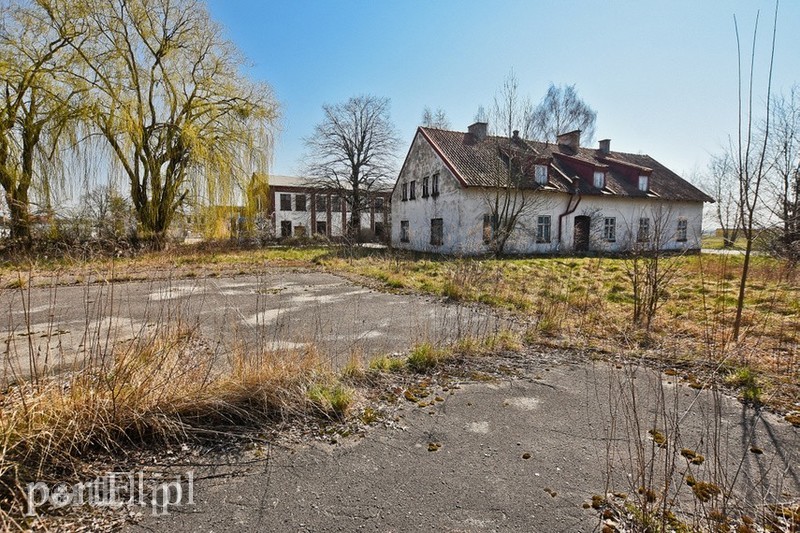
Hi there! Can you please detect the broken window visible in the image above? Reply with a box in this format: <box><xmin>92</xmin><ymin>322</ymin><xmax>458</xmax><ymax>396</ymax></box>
<box><xmin>603</xmin><ymin>217</ymin><xmax>616</xmax><ymax>242</ymax></box>
<box><xmin>422</xmin><ymin>176</ymin><xmax>429</xmax><ymax>198</ymax></box>
<box><xmin>676</xmin><ymin>218</ymin><xmax>688</xmax><ymax>242</ymax></box>
<box><xmin>410</xmin><ymin>181</ymin><xmax>416</xmax><ymax>200</ymax></box>
<box><xmin>432</xmin><ymin>173</ymin><xmax>440</xmax><ymax>196</ymax></box>
<box><xmin>400</xmin><ymin>220</ymin><xmax>409</xmax><ymax>242</ymax></box>
<box><xmin>280</xmin><ymin>220</ymin><xmax>292</xmax><ymax>237</ymax></box>
<box><xmin>430</xmin><ymin>218</ymin><xmax>443</xmax><ymax>246</ymax></box>
<box><xmin>401</xmin><ymin>183</ymin><xmax>408</xmax><ymax>201</ymax></box>
<box><xmin>637</xmin><ymin>217</ymin><xmax>650</xmax><ymax>242</ymax></box>
<box><xmin>280</xmin><ymin>194</ymin><xmax>292</xmax><ymax>211</ymax></box>
<box><xmin>295</xmin><ymin>194</ymin><xmax>306</xmax><ymax>211</ymax></box>
<box><xmin>536</xmin><ymin>215</ymin><xmax>551</xmax><ymax>243</ymax></box>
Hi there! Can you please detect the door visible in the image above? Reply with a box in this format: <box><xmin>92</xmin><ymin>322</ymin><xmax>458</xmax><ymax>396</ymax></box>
<box><xmin>573</xmin><ymin>216</ymin><xmax>590</xmax><ymax>252</ymax></box>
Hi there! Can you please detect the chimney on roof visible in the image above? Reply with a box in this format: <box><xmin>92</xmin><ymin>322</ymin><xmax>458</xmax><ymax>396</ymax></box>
<box><xmin>598</xmin><ymin>139</ymin><xmax>611</xmax><ymax>155</ymax></box>
<box><xmin>468</xmin><ymin>122</ymin><xmax>488</xmax><ymax>141</ymax></box>
<box><xmin>556</xmin><ymin>129</ymin><xmax>581</xmax><ymax>152</ymax></box>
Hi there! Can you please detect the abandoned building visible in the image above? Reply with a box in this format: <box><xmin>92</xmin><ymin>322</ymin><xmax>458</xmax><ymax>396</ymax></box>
<box><xmin>391</xmin><ymin>123</ymin><xmax>714</xmax><ymax>254</ymax></box>
<box><xmin>268</xmin><ymin>175</ymin><xmax>391</xmax><ymax>241</ymax></box>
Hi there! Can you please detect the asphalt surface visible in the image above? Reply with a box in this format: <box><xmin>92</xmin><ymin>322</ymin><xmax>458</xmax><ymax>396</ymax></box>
<box><xmin>127</xmin><ymin>353</ymin><xmax>799</xmax><ymax>533</ymax></box>
<box><xmin>0</xmin><ymin>271</ymin><xmax>504</xmax><ymax>379</ymax></box>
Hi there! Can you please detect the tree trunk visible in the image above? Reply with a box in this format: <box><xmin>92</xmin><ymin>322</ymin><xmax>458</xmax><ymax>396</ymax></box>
<box><xmin>6</xmin><ymin>192</ymin><xmax>31</xmax><ymax>242</ymax></box>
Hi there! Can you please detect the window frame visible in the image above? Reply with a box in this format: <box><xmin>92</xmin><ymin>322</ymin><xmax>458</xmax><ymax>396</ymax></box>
<box><xmin>400</xmin><ymin>220</ymin><xmax>410</xmax><ymax>243</ymax></box>
<box><xmin>280</xmin><ymin>220</ymin><xmax>292</xmax><ymax>237</ymax></box>
<box><xmin>638</xmin><ymin>175</ymin><xmax>649</xmax><ymax>192</ymax></box>
<box><xmin>315</xmin><ymin>220</ymin><xmax>327</xmax><ymax>235</ymax></box>
<box><xmin>536</xmin><ymin>215</ymin><xmax>552</xmax><ymax>244</ymax></box>
<box><xmin>637</xmin><ymin>217</ymin><xmax>651</xmax><ymax>243</ymax></box>
<box><xmin>676</xmin><ymin>218</ymin><xmax>688</xmax><ymax>242</ymax></box>
<box><xmin>593</xmin><ymin>171</ymin><xmax>605</xmax><ymax>189</ymax></box>
<box><xmin>401</xmin><ymin>183</ymin><xmax>408</xmax><ymax>201</ymax></box>
<box><xmin>331</xmin><ymin>196</ymin><xmax>342</xmax><ymax>212</ymax></box>
<box><xmin>422</xmin><ymin>176</ymin><xmax>429</xmax><ymax>198</ymax></box>
<box><xmin>410</xmin><ymin>180</ymin><xmax>416</xmax><ymax>200</ymax></box>
<box><xmin>431</xmin><ymin>173</ymin><xmax>440</xmax><ymax>196</ymax></box>
<box><xmin>279</xmin><ymin>193</ymin><xmax>292</xmax><ymax>211</ymax></box>
<box><xmin>315</xmin><ymin>194</ymin><xmax>327</xmax><ymax>212</ymax></box>
<box><xmin>603</xmin><ymin>217</ymin><xmax>616</xmax><ymax>242</ymax></box>
<box><xmin>430</xmin><ymin>218</ymin><xmax>443</xmax><ymax>246</ymax></box>
<box><xmin>295</xmin><ymin>194</ymin><xmax>306</xmax><ymax>212</ymax></box>
<box><xmin>534</xmin><ymin>165</ymin><xmax>548</xmax><ymax>185</ymax></box>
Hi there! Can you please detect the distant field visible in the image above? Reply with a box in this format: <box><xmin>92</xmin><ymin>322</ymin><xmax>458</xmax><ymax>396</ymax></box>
<box><xmin>701</xmin><ymin>234</ymin><xmax>747</xmax><ymax>249</ymax></box>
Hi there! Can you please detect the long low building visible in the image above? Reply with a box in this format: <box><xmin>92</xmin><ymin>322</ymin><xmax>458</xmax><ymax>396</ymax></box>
<box><xmin>268</xmin><ymin>175</ymin><xmax>391</xmax><ymax>241</ymax></box>
<box><xmin>391</xmin><ymin>123</ymin><xmax>714</xmax><ymax>255</ymax></box>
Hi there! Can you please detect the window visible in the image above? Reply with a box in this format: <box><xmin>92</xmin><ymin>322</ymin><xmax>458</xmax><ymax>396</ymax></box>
<box><xmin>410</xmin><ymin>180</ymin><xmax>416</xmax><ymax>200</ymax></box>
<box><xmin>483</xmin><ymin>214</ymin><xmax>498</xmax><ymax>244</ymax></box>
<box><xmin>535</xmin><ymin>165</ymin><xmax>548</xmax><ymax>185</ymax></box>
<box><xmin>316</xmin><ymin>221</ymin><xmax>327</xmax><ymax>235</ymax></box>
<box><xmin>374</xmin><ymin>197</ymin><xmax>384</xmax><ymax>211</ymax></box>
<box><xmin>637</xmin><ymin>217</ymin><xmax>650</xmax><ymax>242</ymax></box>
<box><xmin>536</xmin><ymin>215</ymin><xmax>551</xmax><ymax>243</ymax></box>
<box><xmin>430</xmin><ymin>218</ymin><xmax>443</xmax><ymax>246</ymax></box>
<box><xmin>638</xmin><ymin>175</ymin><xmax>649</xmax><ymax>192</ymax></box>
<box><xmin>374</xmin><ymin>221</ymin><xmax>385</xmax><ymax>237</ymax></box>
<box><xmin>294</xmin><ymin>225</ymin><xmax>306</xmax><ymax>237</ymax></box>
<box><xmin>593</xmin><ymin>171</ymin><xmax>605</xmax><ymax>189</ymax></box>
<box><xmin>401</xmin><ymin>183</ymin><xmax>408</xmax><ymax>201</ymax></box>
<box><xmin>280</xmin><ymin>220</ymin><xmax>292</xmax><ymax>237</ymax></box>
<box><xmin>331</xmin><ymin>196</ymin><xmax>342</xmax><ymax>212</ymax></box>
<box><xmin>279</xmin><ymin>194</ymin><xmax>292</xmax><ymax>211</ymax></box>
<box><xmin>431</xmin><ymin>173</ymin><xmax>440</xmax><ymax>196</ymax></box>
<box><xmin>603</xmin><ymin>217</ymin><xmax>616</xmax><ymax>242</ymax></box>
<box><xmin>400</xmin><ymin>220</ymin><xmax>409</xmax><ymax>242</ymax></box>
<box><xmin>315</xmin><ymin>194</ymin><xmax>327</xmax><ymax>212</ymax></box>
<box><xmin>295</xmin><ymin>194</ymin><xmax>306</xmax><ymax>211</ymax></box>
<box><xmin>422</xmin><ymin>176</ymin><xmax>429</xmax><ymax>198</ymax></box>
<box><xmin>676</xmin><ymin>218</ymin><xmax>688</xmax><ymax>242</ymax></box>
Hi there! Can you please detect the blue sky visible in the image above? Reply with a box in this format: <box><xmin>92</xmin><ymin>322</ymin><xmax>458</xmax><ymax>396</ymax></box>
<box><xmin>206</xmin><ymin>0</ymin><xmax>799</xmax><ymax>185</ymax></box>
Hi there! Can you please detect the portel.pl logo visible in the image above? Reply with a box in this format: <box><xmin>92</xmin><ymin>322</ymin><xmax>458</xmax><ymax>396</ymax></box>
<box><xmin>26</xmin><ymin>471</ymin><xmax>194</xmax><ymax>516</ymax></box>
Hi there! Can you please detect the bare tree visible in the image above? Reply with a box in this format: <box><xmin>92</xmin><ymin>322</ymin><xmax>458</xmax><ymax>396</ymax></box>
<box><xmin>732</xmin><ymin>3</ymin><xmax>779</xmax><ymax>341</ymax></box>
<box><xmin>621</xmin><ymin>205</ymin><xmax>686</xmax><ymax>332</ymax></box>
<box><xmin>303</xmin><ymin>95</ymin><xmax>398</xmax><ymax>241</ymax></box>
<box><xmin>483</xmin><ymin>73</ymin><xmax>547</xmax><ymax>256</ymax></box>
<box><xmin>64</xmin><ymin>0</ymin><xmax>278</xmax><ymax>247</ymax></box>
<box><xmin>421</xmin><ymin>107</ymin><xmax>450</xmax><ymax>129</ymax></box>
<box><xmin>766</xmin><ymin>84</ymin><xmax>800</xmax><ymax>259</ymax></box>
<box><xmin>527</xmin><ymin>83</ymin><xmax>597</xmax><ymax>144</ymax></box>
<box><xmin>706</xmin><ymin>150</ymin><xmax>742</xmax><ymax>247</ymax></box>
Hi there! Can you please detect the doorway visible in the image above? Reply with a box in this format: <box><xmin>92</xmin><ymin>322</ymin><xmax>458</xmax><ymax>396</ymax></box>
<box><xmin>573</xmin><ymin>216</ymin><xmax>590</xmax><ymax>252</ymax></box>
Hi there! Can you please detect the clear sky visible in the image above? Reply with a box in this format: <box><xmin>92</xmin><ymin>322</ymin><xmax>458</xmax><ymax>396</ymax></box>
<box><xmin>205</xmin><ymin>0</ymin><xmax>799</xmax><ymax>186</ymax></box>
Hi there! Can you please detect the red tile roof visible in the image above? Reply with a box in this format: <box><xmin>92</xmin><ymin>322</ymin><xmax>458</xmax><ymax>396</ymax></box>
<box><xmin>418</xmin><ymin>127</ymin><xmax>714</xmax><ymax>203</ymax></box>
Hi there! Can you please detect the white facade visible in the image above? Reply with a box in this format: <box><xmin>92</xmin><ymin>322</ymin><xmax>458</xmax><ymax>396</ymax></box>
<box><xmin>391</xmin><ymin>131</ymin><xmax>706</xmax><ymax>255</ymax></box>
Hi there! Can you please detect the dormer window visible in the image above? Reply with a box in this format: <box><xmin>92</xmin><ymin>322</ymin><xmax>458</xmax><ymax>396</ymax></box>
<box><xmin>534</xmin><ymin>164</ymin><xmax>548</xmax><ymax>185</ymax></box>
<box><xmin>638</xmin><ymin>175</ymin><xmax>649</xmax><ymax>191</ymax></box>
<box><xmin>593</xmin><ymin>171</ymin><xmax>605</xmax><ymax>189</ymax></box>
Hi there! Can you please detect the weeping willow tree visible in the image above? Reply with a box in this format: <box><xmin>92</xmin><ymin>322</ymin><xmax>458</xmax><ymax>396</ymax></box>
<box><xmin>0</xmin><ymin>1</ymin><xmax>81</xmax><ymax>242</ymax></box>
<box><xmin>63</xmin><ymin>0</ymin><xmax>278</xmax><ymax>246</ymax></box>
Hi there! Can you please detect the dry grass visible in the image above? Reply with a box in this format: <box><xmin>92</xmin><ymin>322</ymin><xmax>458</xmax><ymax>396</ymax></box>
<box><xmin>0</xmin><ymin>321</ymin><xmax>355</xmax><ymax>522</ymax></box>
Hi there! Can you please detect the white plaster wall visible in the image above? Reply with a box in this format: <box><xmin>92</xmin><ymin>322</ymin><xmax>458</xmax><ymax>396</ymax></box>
<box><xmin>391</xmin><ymin>133</ymin><xmax>706</xmax><ymax>254</ymax></box>
<box><xmin>274</xmin><ymin>191</ymin><xmax>311</xmax><ymax>235</ymax></box>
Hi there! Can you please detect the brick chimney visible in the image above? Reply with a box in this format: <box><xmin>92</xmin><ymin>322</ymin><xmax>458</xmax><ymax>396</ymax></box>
<box><xmin>556</xmin><ymin>129</ymin><xmax>581</xmax><ymax>152</ymax></box>
<box><xmin>468</xmin><ymin>122</ymin><xmax>488</xmax><ymax>141</ymax></box>
<box><xmin>598</xmin><ymin>139</ymin><xmax>611</xmax><ymax>154</ymax></box>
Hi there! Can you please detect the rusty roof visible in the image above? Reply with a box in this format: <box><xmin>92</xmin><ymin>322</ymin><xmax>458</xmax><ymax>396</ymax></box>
<box><xmin>418</xmin><ymin>127</ymin><xmax>714</xmax><ymax>203</ymax></box>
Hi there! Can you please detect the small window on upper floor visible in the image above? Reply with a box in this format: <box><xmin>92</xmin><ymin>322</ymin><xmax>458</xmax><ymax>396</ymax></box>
<box><xmin>401</xmin><ymin>183</ymin><xmax>408</xmax><ymax>201</ymax></box>
<box><xmin>534</xmin><ymin>165</ymin><xmax>548</xmax><ymax>185</ymax></box>
<box><xmin>280</xmin><ymin>194</ymin><xmax>292</xmax><ymax>211</ymax></box>
<box><xmin>410</xmin><ymin>180</ymin><xmax>416</xmax><ymax>200</ymax></box>
<box><xmin>593</xmin><ymin>171</ymin><xmax>605</xmax><ymax>189</ymax></box>
<box><xmin>422</xmin><ymin>176</ymin><xmax>429</xmax><ymax>198</ymax></box>
<box><xmin>295</xmin><ymin>194</ymin><xmax>306</xmax><ymax>212</ymax></box>
<box><xmin>638</xmin><ymin>175</ymin><xmax>649</xmax><ymax>192</ymax></box>
<box><xmin>431</xmin><ymin>173</ymin><xmax>440</xmax><ymax>196</ymax></box>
